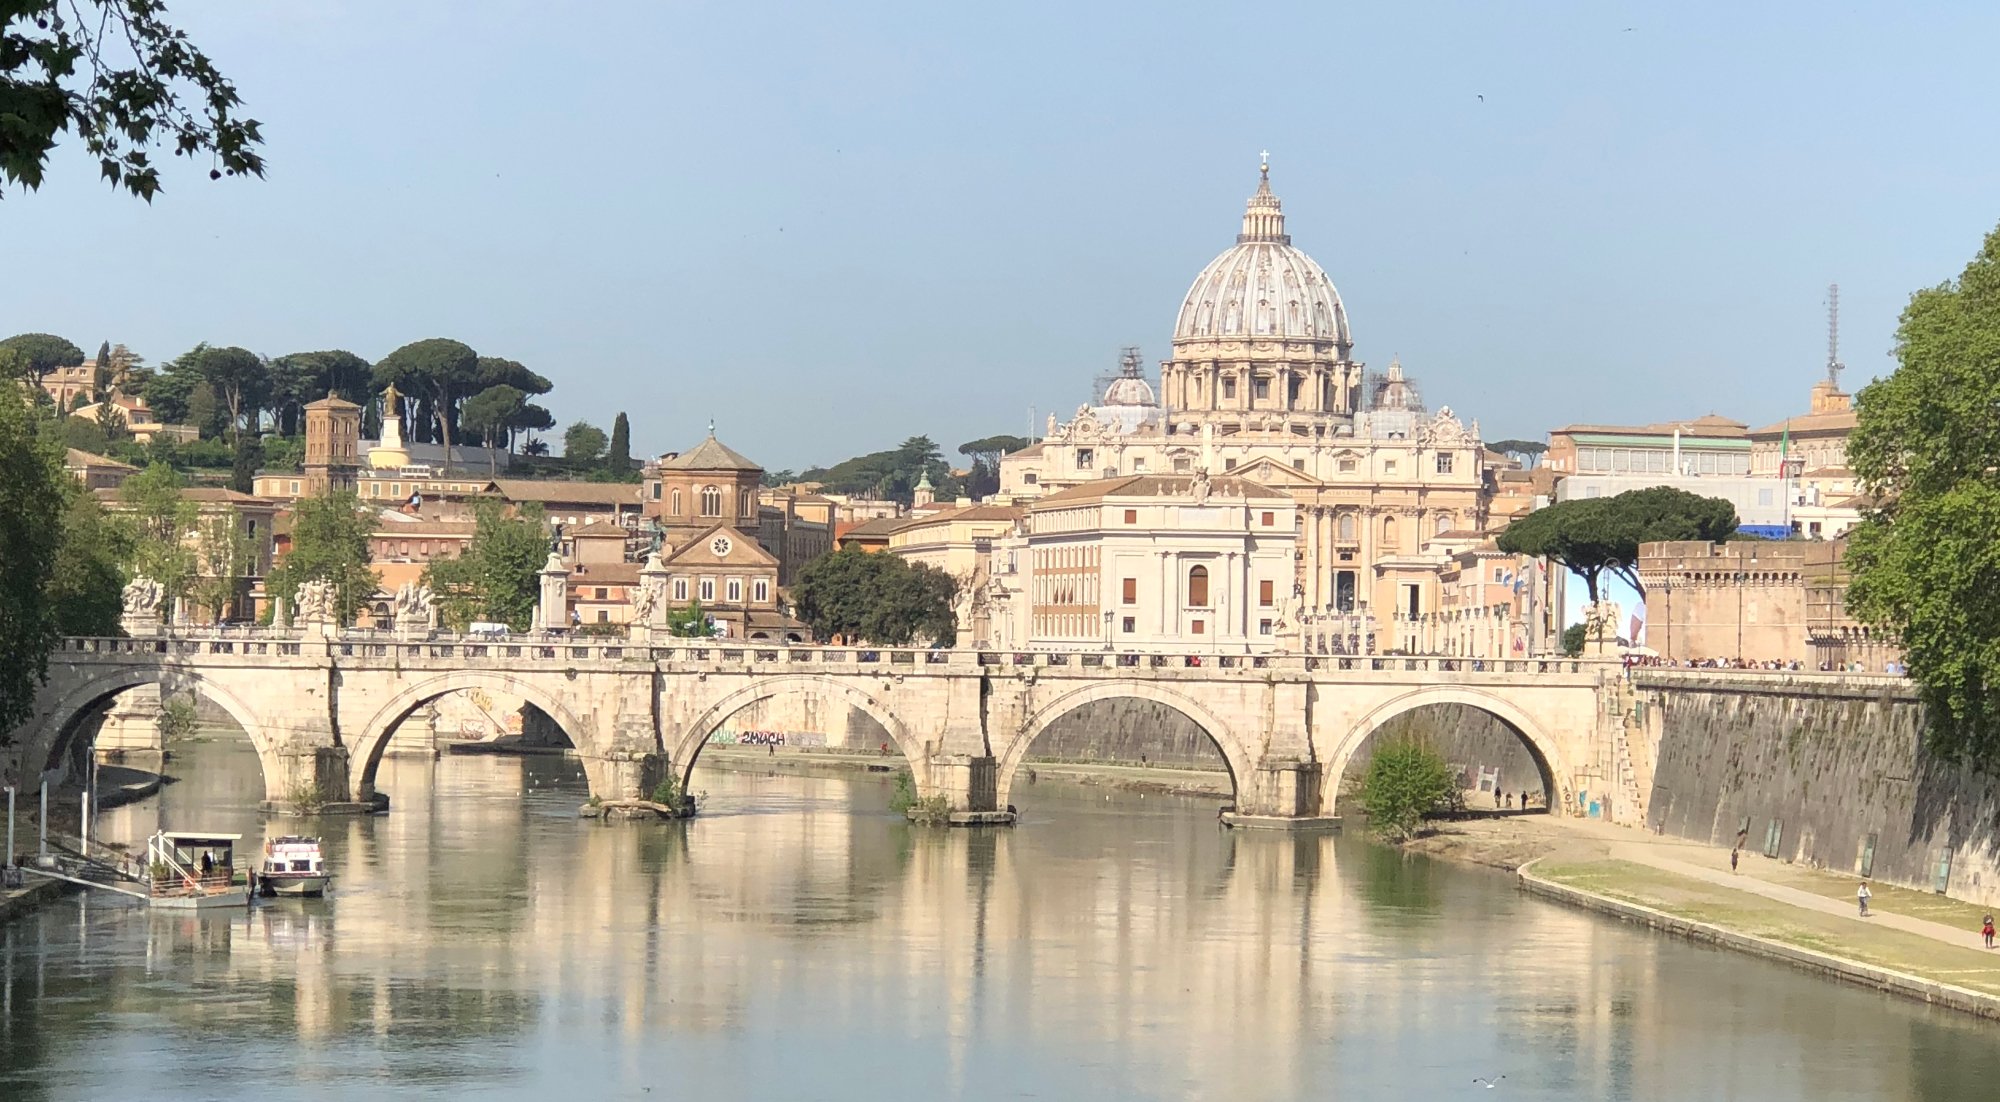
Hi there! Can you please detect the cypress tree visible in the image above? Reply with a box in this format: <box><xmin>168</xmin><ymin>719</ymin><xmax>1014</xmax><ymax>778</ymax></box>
<box><xmin>608</xmin><ymin>411</ymin><xmax>631</xmax><ymax>472</ymax></box>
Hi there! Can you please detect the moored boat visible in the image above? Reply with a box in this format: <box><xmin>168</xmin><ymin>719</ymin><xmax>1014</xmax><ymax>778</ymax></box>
<box><xmin>146</xmin><ymin>831</ymin><xmax>251</xmax><ymax>909</ymax></box>
<box><xmin>259</xmin><ymin>836</ymin><xmax>331</xmax><ymax>897</ymax></box>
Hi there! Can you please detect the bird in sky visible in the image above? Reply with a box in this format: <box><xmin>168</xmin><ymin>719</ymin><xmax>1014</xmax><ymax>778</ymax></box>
<box><xmin>1474</xmin><ymin>1076</ymin><xmax>1506</xmax><ymax>1089</ymax></box>
<box><xmin>1477</xmin><ymin>94</ymin><xmax>1484</xmax><ymax>102</ymax></box>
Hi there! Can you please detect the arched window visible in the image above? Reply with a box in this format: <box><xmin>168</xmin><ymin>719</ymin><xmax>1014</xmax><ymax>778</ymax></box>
<box><xmin>700</xmin><ymin>485</ymin><xmax>721</xmax><ymax>517</ymax></box>
<box><xmin>741</xmin><ymin>489</ymin><xmax>754</xmax><ymax>516</ymax></box>
<box><xmin>1382</xmin><ymin>516</ymin><xmax>1399</xmax><ymax>547</ymax></box>
<box><xmin>670</xmin><ymin>488</ymin><xmax>682</xmax><ymax>516</ymax></box>
<box><xmin>1188</xmin><ymin>564</ymin><xmax>1210</xmax><ymax>607</ymax></box>
<box><xmin>1435</xmin><ymin>512</ymin><xmax>1452</xmax><ymax>536</ymax></box>
<box><xmin>1337</xmin><ymin>512</ymin><xmax>1355</xmax><ymax>540</ymax></box>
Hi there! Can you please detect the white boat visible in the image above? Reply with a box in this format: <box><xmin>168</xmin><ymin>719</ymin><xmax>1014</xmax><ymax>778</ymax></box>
<box><xmin>258</xmin><ymin>836</ymin><xmax>331</xmax><ymax>897</ymax></box>
<box><xmin>146</xmin><ymin>831</ymin><xmax>251</xmax><ymax>909</ymax></box>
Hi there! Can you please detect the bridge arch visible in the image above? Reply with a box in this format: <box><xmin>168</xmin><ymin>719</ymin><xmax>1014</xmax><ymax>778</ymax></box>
<box><xmin>997</xmin><ymin>680</ymin><xmax>1250</xmax><ymax>811</ymax></box>
<box><xmin>351</xmin><ymin>671</ymin><xmax>599</xmax><ymax>798</ymax></box>
<box><xmin>24</xmin><ymin>666</ymin><xmax>280</xmax><ymax>795</ymax></box>
<box><xmin>672</xmin><ymin>676</ymin><xmax>922</xmax><ymax>790</ymax></box>
<box><xmin>1326</xmin><ymin>686</ymin><xmax>1573</xmax><ymax>817</ymax></box>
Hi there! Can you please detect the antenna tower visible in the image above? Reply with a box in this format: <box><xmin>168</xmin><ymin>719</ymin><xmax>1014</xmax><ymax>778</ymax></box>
<box><xmin>1826</xmin><ymin>283</ymin><xmax>1845</xmax><ymax>388</ymax></box>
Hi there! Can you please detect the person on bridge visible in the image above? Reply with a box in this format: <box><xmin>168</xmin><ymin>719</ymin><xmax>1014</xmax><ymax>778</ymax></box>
<box><xmin>1982</xmin><ymin>914</ymin><xmax>1994</xmax><ymax>949</ymax></box>
<box><xmin>1857</xmin><ymin>881</ymin><xmax>1872</xmax><ymax>917</ymax></box>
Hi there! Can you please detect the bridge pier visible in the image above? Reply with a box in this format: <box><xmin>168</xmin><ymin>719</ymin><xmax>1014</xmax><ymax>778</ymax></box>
<box><xmin>1222</xmin><ymin>759</ymin><xmax>1339</xmax><ymax>830</ymax></box>
<box><xmin>261</xmin><ymin>745</ymin><xmax>378</xmax><ymax>815</ymax></box>
<box><xmin>94</xmin><ymin>685</ymin><xmax>165</xmax><ymax>772</ymax></box>
<box><xmin>925</xmin><ymin>754</ymin><xmax>1001</xmax><ymax>816</ymax></box>
<box><xmin>584</xmin><ymin>750</ymin><xmax>669</xmax><ymax>803</ymax></box>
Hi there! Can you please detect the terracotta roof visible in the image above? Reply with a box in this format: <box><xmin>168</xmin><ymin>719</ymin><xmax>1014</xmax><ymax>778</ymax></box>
<box><xmin>65</xmin><ymin>448</ymin><xmax>135</xmax><ymax>470</ymax></box>
<box><xmin>659</xmin><ymin>434</ymin><xmax>761</xmax><ymax>472</ymax></box>
<box><xmin>1748</xmin><ymin>410</ymin><xmax>1857</xmax><ymax>437</ymax></box>
<box><xmin>569</xmin><ymin>562</ymin><xmax>643</xmax><ymax>585</ymax></box>
<box><xmin>1034</xmin><ymin>474</ymin><xmax>1288</xmax><ymax>505</ymax></box>
<box><xmin>1007</xmin><ymin>441</ymin><xmax>1048</xmax><ymax>459</ymax></box>
<box><xmin>894</xmin><ymin>504</ymin><xmax>1025</xmax><ymax>529</ymax></box>
<box><xmin>841</xmin><ymin>516</ymin><xmax>911</xmax><ymax>539</ymax></box>
<box><xmin>303</xmin><ymin>393</ymin><xmax>363</xmax><ymax>411</ymax></box>
<box><xmin>491</xmin><ymin>480</ymin><xmax>642</xmax><ymax>506</ymax></box>
<box><xmin>572</xmin><ymin>521</ymin><xmax>630</xmax><ymax>537</ymax></box>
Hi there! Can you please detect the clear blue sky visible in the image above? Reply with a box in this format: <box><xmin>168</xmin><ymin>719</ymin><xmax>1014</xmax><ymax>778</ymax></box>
<box><xmin>10</xmin><ymin>1</ymin><xmax>2000</xmax><ymax>471</ymax></box>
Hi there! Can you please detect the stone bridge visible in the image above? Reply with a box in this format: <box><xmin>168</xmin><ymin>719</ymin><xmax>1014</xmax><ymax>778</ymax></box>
<box><xmin>2</xmin><ymin>632</ymin><xmax>1623</xmax><ymax>825</ymax></box>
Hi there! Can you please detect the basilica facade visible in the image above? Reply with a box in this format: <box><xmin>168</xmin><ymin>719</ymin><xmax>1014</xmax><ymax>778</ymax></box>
<box><xmin>996</xmin><ymin>164</ymin><xmax>1506</xmax><ymax>654</ymax></box>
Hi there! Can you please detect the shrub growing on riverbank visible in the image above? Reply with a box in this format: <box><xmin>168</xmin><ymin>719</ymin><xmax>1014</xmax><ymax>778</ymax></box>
<box><xmin>1361</xmin><ymin>742</ymin><xmax>1457</xmax><ymax>842</ymax></box>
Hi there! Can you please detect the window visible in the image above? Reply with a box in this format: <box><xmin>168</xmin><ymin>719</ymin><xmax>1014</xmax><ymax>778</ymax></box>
<box><xmin>700</xmin><ymin>486</ymin><xmax>721</xmax><ymax>516</ymax></box>
<box><xmin>754</xmin><ymin>579</ymin><xmax>769</xmax><ymax>603</ymax></box>
<box><xmin>1435</xmin><ymin>453</ymin><xmax>1454</xmax><ymax>475</ymax></box>
<box><xmin>597</xmin><ymin>609</ymin><xmax>609</xmax><ymax>623</ymax></box>
<box><xmin>1124</xmin><ymin>509</ymin><xmax>1138</xmax><ymax>524</ymax></box>
<box><xmin>650</xmin><ymin>483</ymin><xmax>662</xmax><ymax>500</ymax></box>
<box><xmin>1259</xmin><ymin>619</ymin><xmax>1273</xmax><ymax>635</ymax></box>
<box><xmin>1122</xmin><ymin>577</ymin><xmax>1137</xmax><ymax>604</ymax></box>
<box><xmin>1133</xmin><ymin>457</ymin><xmax>1147</xmax><ymax>472</ymax></box>
<box><xmin>1253</xmin><ymin>378</ymin><xmax>1270</xmax><ymax>400</ymax></box>
<box><xmin>1259</xmin><ymin>579</ymin><xmax>1274</xmax><ymax>606</ymax></box>
<box><xmin>699</xmin><ymin>577</ymin><xmax>716</xmax><ymax>601</ymax></box>
<box><xmin>1292</xmin><ymin>458</ymin><xmax>1305</xmax><ymax>471</ymax></box>
<box><xmin>1338</xmin><ymin>512</ymin><xmax>1356</xmax><ymax>540</ymax></box>
<box><xmin>1260</xmin><ymin>511</ymin><xmax>1274</xmax><ymax>527</ymax></box>
<box><xmin>1173</xmin><ymin>456</ymin><xmax>1192</xmax><ymax>473</ymax></box>
<box><xmin>673</xmin><ymin>578</ymin><xmax>689</xmax><ymax>601</ymax></box>
<box><xmin>1336</xmin><ymin>570</ymin><xmax>1357</xmax><ymax>612</ymax></box>
<box><xmin>399</xmin><ymin>542</ymin><xmax>409</xmax><ymax>557</ymax></box>
<box><xmin>1024</xmin><ymin>473</ymin><xmax>1038</xmax><ymax>485</ymax></box>
<box><xmin>1337</xmin><ymin>457</ymin><xmax>1357</xmax><ymax>473</ymax></box>
<box><xmin>727</xmin><ymin>578</ymin><xmax>743</xmax><ymax>602</ymax></box>
<box><xmin>1077</xmin><ymin>448</ymin><xmax>1095</xmax><ymax>470</ymax></box>
<box><xmin>1222</xmin><ymin>377</ymin><xmax>1236</xmax><ymax>399</ymax></box>
<box><xmin>289</xmin><ymin>480</ymin><xmax>300</xmax><ymax>494</ymax></box>
<box><xmin>671</xmin><ymin>488</ymin><xmax>683</xmax><ymax>516</ymax></box>
<box><xmin>1435</xmin><ymin>514</ymin><xmax>1451</xmax><ymax>536</ymax></box>
<box><xmin>1382</xmin><ymin>516</ymin><xmax>1399</xmax><ymax>547</ymax></box>
<box><xmin>1191</xmin><ymin>619</ymin><xmax>1206</xmax><ymax>635</ymax></box>
<box><xmin>1287</xmin><ymin>378</ymin><xmax>1301</xmax><ymax>404</ymax></box>
<box><xmin>1187</xmin><ymin>565</ymin><xmax>1210</xmax><ymax>607</ymax></box>
<box><xmin>1383</xmin><ymin>460</ymin><xmax>1398</xmax><ymax>474</ymax></box>
<box><xmin>1404</xmin><ymin>583</ymin><xmax>1421</xmax><ymax>619</ymax></box>
<box><xmin>1122</xmin><ymin>616</ymin><xmax>1135</xmax><ymax>632</ymax></box>
<box><xmin>1224</xmin><ymin>458</ymin><xmax>1237</xmax><ymax>471</ymax></box>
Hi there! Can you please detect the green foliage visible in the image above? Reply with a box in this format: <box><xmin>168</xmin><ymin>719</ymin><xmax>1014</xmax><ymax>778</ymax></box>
<box><xmin>460</xmin><ymin>385</ymin><xmax>527</xmax><ymax>474</ymax></box>
<box><xmin>1360</xmin><ymin>741</ymin><xmax>1458</xmax><ymax>842</ymax></box>
<box><xmin>193</xmin><ymin>345</ymin><xmax>269</xmax><ymax>441</ymax></box>
<box><xmin>1487</xmin><ymin>438</ymin><xmax>1548</xmax><ymax>467</ymax></box>
<box><xmin>0</xmin><ymin>2</ymin><xmax>265</xmax><ymax>201</ymax></box>
<box><xmin>269</xmin><ymin>350</ymin><xmax>373</xmax><ymax>435</ymax></box>
<box><xmin>158</xmin><ymin>694</ymin><xmax>199</xmax><ymax>743</ymax></box>
<box><xmin>761</xmin><ymin>469</ymin><xmax>798</xmax><ymax>488</ymax></box>
<box><xmin>563</xmin><ymin>420</ymin><xmax>607</xmax><ymax>462</ymax></box>
<box><xmin>1561</xmin><ymin>623</ymin><xmax>1586</xmax><ymax>657</ymax></box>
<box><xmin>119</xmin><ymin>462</ymin><xmax>198</xmax><ymax>604</ymax></box>
<box><xmin>189</xmin><ymin>511</ymin><xmax>255</xmax><ymax>622</ymax></box>
<box><xmin>0</xmin><ymin>332</ymin><xmax>84</xmax><ymax>381</ymax></box>
<box><xmin>800</xmin><ymin>435</ymin><xmax>961</xmax><ymax>504</ymax></box>
<box><xmin>1497</xmin><ymin>486</ymin><xmax>1737</xmax><ymax>602</ymax></box>
<box><xmin>793</xmin><ymin>546</ymin><xmax>957</xmax><ymax>646</ymax></box>
<box><xmin>1847</xmin><ymin>223</ymin><xmax>2000</xmax><ymax>765</ymax></box>
<box><xmin>374</xmin><ymin>339</ymin><xmax>480</xmax><ymax>470</ymax></box>
<box><xmin>0</xmin><ymin>391</ymin><xmax>71</xmax><ymax>736</ymax></box>
<box><xmin>229</xmin><ymin>435</ymin><xmax>261</xmax><ymax>493</ymax></box>
<box><xmin>45</xmin><ymin>479</ymin><xmax>129</xmax><ymax>636</ymax></box>
<box><xmin>607</xmin><ymin>412</ymin><xmax>631</xmax><ymax>472</ymax></box>
<box><xmin>665</xmin><ymin>601</ymin><xmax>716</xmax><ymax>638</ymax></box>
<box><xmin>424</xmin><ymin>501</ymin><xmax>547</xmax><ymax>631</ymax></box>
<box><xmin>889</xmin><ymin>769</ymin><xmax>918</xmax><ymax>812</ymax></box>
<box><xmin>957</xmin><ymin>434</ymin><xmax>1031</xmax><ymax>463</ymax></box>
<box><xmin>649</xmin><ymin>773</ymin><xmax>682</xmax><ymax>808</ymax></box>
<box><xmin>266</xmin><ymin>491</ymin><xmax>377</xmax><ymax>623</ymax></box>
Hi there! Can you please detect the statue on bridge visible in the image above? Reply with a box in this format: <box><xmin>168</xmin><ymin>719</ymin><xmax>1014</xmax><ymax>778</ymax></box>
<box><xmin>394</xmin><ymin>580</ymin><xmax>436</xmax><ymax>633</ymax></box>
<box><xmin>120</xmin><ymin>576</ymin><xmax>164</xmax><ymax>635</ymax></box>
<box><xmin>294</xmin><ymin>579</ymin><xmax>339</xmax><ymax>632</ymax></box>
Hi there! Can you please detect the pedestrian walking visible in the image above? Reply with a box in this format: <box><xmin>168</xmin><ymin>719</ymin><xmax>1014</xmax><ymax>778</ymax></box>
<box><xmin>1983</xmin><ymin>914</ymin><xmax>1994</xmax><ymax>949</ymax></box>
<box><xmin>1857</xmin><ymin>881</ymin><xmax>1872</xmax><ymax>917</ymax></box>
<box><xmin>1730</xmin><ymin>847</ymin><xmax>1740</xmax><ymax>873</ymax></box>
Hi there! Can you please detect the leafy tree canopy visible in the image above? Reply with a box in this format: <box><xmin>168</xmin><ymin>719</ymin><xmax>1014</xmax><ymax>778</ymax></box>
<box><xmin>958</xmin><ymin>434</ymin><xmax>1031</xmax><ymax>464</ymax></box>
<box><xmin>1487</xmin><ymin>438</ymin><xmax>1548</xmax><ymax>466</ymax></box>
<box><xmin>475</xmin><ymin>356</ymin><xmax>552</xmax><ymax>396</ymax></box>
<box><xmin>1</xmin><ymin>331</ymin><xmax>84</xmax><ymax>381</ymax></box>
<box><xmin>266</xmin><ymin>490</ymin><xmax>378</xmax><ymax>623</ymax></box>
<box><xmin>0</xmin><ymin>1</ymin><xmax>265</xmax><ymax>201</ymax></box>
<box><xmin>1360</xmin><ymin>741</ymin><xmax>1458</xmax><ymax>842</ymax></box>
<box><xmin>607</xmin><ymin>412</ymin><xmax>631</xmax><ymax>471</ymax></box>
<box><xmin>1846</xmin><ymin>223</ymin><xmax>2000</xmax><ymax>765</ymax></box>
<box><xmin>666</xmin><ymin>601</ymin><xmax>716</xmax><ymax>637</ymax></box>
<box><xmin>0</xmin><ymin>391</ymin><xmax>72</xmax><ymax>737</ymax></box>
<box><xmin>793</xmin><ymin>546</ymin><xmax>957</xmax><ymax>646</ymax></box>
<box><xmin>1496</xmin><ymin>486</ymin><xmax>1736</xmax><ymax>603</ymax></box>
<box><xmin>424</xmin><ymin>501</ymin><xmax>547</xmax><ymax>631</ymax></box>
<box><xmin>801</xmin><ymin>435</ymin><xmax>961</xmax><ymax>504</ymax></box>
<box><xmin>374</xmin><ymin>338</ymin><xmax>479</xmax><ymax>469</ymax></box>
<box><xmin>564</xmin><ymin>420</ymin><xmax>607</xmax><ymax>462</ymax></box>
<box><xmin>461</xmin><ymin>385</ymin><xmax>526</xmax><ymax>474</ymax></box>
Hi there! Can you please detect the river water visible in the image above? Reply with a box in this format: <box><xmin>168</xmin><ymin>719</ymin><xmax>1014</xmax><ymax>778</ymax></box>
<box><xmin>3</xmin><ymin>739</ymin><xmax>1995</xmax><ymax>1101</ymax></box>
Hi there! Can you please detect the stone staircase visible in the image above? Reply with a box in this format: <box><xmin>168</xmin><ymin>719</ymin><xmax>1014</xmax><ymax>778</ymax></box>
<box><xmin>1603</xmin><ymin>675</ymin><xmax>1651</xmax><ymax>827</ymax></box>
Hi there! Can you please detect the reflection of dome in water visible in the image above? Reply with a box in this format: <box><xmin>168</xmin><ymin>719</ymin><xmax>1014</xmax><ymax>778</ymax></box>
<box><xmin>1173</xmin><ymin>164</ymin><xmax>1351</xmax><ymax>349</ymax></box>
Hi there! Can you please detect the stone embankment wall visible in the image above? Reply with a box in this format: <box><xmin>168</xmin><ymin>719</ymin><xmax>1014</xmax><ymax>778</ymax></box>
<box><xmin>1637</xmin><ymin>674</ymin><xmax>2000</xmax><ymax>907</ymax></box>
<box><xmin>1023</xmin><ymin>699</ymin><xmax>1227</xmax><ymax>770</ymax></box>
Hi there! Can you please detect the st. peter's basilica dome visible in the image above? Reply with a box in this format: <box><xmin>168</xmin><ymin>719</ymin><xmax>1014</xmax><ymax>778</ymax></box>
<box><xmin>1171</xmin><ymin>164</ymin><xmax>1351</xmax><ymax>349</ymax></box>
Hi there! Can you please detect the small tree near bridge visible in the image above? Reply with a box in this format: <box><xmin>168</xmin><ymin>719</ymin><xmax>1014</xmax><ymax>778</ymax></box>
<box><xmin>1360</xmin><ymin>741</ymin><xmax>1458</xmax><ymax>842</ymax></box>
